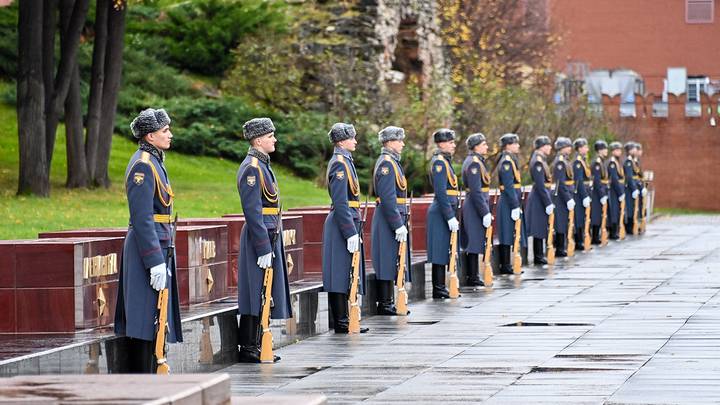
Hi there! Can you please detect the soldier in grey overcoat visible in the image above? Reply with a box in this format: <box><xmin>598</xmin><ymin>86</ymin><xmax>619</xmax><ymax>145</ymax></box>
<box><xmin>426</xmin><ymin>129</ymin><xmax>459</xmax><ymax>299</ymax></box>
<box><xmin>236</xmin><ymin>118</ymin><xmax>292</xmax><ymax>363</ymax></box>
<box><xmin>371</xmin><ymin>126</ymin><xmax>411</xmax><ymax>314</ymax></box>
<box><xmin>322</xmin><ymin>123</ymin><xmax>368</xmax><ymax>331</ymax></box>
<box><xmin>114</xmin><ymin>108</ymin><xmax>183</xmax><ymax>373</ymax></box>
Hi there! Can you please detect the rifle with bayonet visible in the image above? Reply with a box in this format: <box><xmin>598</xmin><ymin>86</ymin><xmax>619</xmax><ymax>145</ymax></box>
<box><xmin>155</xmin><ymin>213</ymin><xmax>177</xmax><ymax>374</ymax></box>
<box><xmin>348</xmin><ymin>193</ymin><xmax>369</xmax><ymax>333</ymax></box>
<box><xmin>396</xmin><ymin>192</ymin><xmax>412</xmax><ymax>316</ymax></box>
<box><xmin>583</xmin><ymin>197</ymin><xmax>592</xmax><ymax>251</ymax></box>
<box><xmin>567</xmin><ymin>203</ymin><xmax>575</xmax><ymax>257</ymax></box>
<box><xmin>512</xmin><ymin>188</ymin><xmax>524</xmax><ymax>274</ymax></box>
<box><xmin>259</xmin><ymin>211</ymin><xmax>282</xmax><ymax>363</ymax></box>
<box><xmin>448</xmin><ymin>191</ymin><xmax>461</xmax><ymax>298</ymax></box>
<box><xmin>482</xmin><ymin>207</ymin><xmax>494</xmax><ymax>287</ymax></box>
<box><xmin>547</xmin><ymin>178</ymin><xmax>559</xmax><ymax>265</ymax></box>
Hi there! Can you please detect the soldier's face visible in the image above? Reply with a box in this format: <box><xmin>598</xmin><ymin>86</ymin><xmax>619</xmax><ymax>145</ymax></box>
<box><xmin>385</xmin><ymin>139</ymin><xmax>405</xmax><ymax>154</ymax></box>
<box><xmin>438</xmin><ymin>139</ymin><xmax>456</xmax><ymax>154</ymax></box>
<box><xmin>578</xmin><ymin>145</ymin><xmax>589</xmax><ymax>155</ymax></box>
<box><xmin>147</xmin><ymin>125</ymin><xmax>172</xmax><ymax>150</ymax></box>
<box><xmin>338</xmin><ymin>137</ymin><xmax>357</xmax><ymax>152</ymax></box>
<box><xmin>539</xmin><ymin>144</ymin><xmax>552</xmax><ymax>155</ymax></box>
<box><xmin>598</xmin><ymin>149</ymin><xmax>608</xmax><ymax>158</ymax></box>
<box><xmin>507</xmin><ymin>143</ymin><xmax>520</xmax><ymax>154</ymax></box>
<box><xmin>476</xmin><ymin>141</ymin><xmax>488</xmax><ymax>155</ymax></box>
<box><xmin>612</xmin><ymin>149</ymin><xmax>622</xmax><ymax>157</ymax></box>
<box><xmin>255</xmin><ymin>133</ymin><xmax>277</xmax><ymax>153</ymax></box>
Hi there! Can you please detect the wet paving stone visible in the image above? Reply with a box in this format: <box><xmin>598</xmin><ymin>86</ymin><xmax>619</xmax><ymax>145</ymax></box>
<box><xmin>220</xmin><ymin>215</ymin><xmax>720</xmax><ymax>404</ymax></box>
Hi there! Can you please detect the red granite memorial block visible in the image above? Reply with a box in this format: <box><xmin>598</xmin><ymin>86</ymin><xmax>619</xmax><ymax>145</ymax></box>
<box><xmin>0</xmin><ymin>237</ymin><xmax>124</xmax><ymax>333</ymax></box>
<box><xmin>178</xmin><ymin>218</ymin><xmax>245</xmax><ymax>291</ymax></box>
<box><xmin>0</xmin><ymin>243</ymin><xmax>15</xmax><ymax>288</ymax></box>
<box><xmin>285</xmin><ymin>209</ymin><xmax>330</xmax><ymax>277</ymax></box>
<box><xmin>175</xmin><ymin>225</ymin><xmax>228</xmax><ymax>305</ymax></box>
<box><xmin>359</xmin><ymin>202</ymin><xmax>375</xmax><ymax>261</ymax></box>
<box><xmin>0</xmin><ymin>289</ymin><xmax>15</xmax><ymax>332</ymax></box>
<box><xmin>38</xmin><ymin>228</ymin><xmax>127</xmax><ymax>239</ymax></box>
<box><xmin>409</xmin><ymin>197</ymin><xmax>433</xmax><ymax>253</ymax></box>
<box><xmin>281</xmin><ymin>215</ymin><xmax>304</xmax><ymax>282</ymax></box>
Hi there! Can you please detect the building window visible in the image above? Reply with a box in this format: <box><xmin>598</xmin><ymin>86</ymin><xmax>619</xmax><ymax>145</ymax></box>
<box><xmin>686</xmin><ymin>0</ymin><xmax>714</xmax><ymax>24</ymax></box>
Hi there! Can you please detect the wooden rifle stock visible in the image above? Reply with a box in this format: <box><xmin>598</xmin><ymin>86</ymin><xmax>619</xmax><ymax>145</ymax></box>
<box><xmin>632</xmin><ymin>195</ymin><xmax>639</xmax><ymax>235</ymax></box>
<box><xmin>567</xmin><ymin>208</ymin><xmax>575</xmax><ymax>257</ymax></box>
<box><xmin>619</xmin><ymin>198</ymin><xmax>626</xmax><ymax>240</ymax></box>
<box><xmin>259</xmin><ymin>265</ymin><xmax>274</xmax><ymax>362</ymax></box>
<box><xmin>348</xmin><ymin>250</ymin><xmax>362</xmax><ymax>332</ymax></box>
<box><xmin>583</xmin><ymin>204</ymin><xmax>591</xmax><ymax>251</ymax></box>
<box><xmin>396</xmin><ymin>241</ymin><xmax>409</xmax><ymax>315</ymax></box>
<box><xmin>600</xmin><ymin>202</ymin><xmax>608</xmax><ymax>246</ymax></box>
<box><xmin>512</xmin><ymin>217</ymin><xmax>522</xmax><ymax>274</ymax></box>
<box><xmin>483</xmin><ymin>225</ymin><xmax>493</xmax><ymax>287</ymax></box>
<box><xmin>547</xmin><ymin>211</ymin><xmax>556</xmax><ymax>265</ymax></box>
<box><xmin>448</xmin><ymin>230</ymin><xmax>460</xmax><ymax>298</ymax></box>
<box><xmin>154</xmin><ymin>288</ymin><xmax>170</xmax><ymax>374</ymax></box>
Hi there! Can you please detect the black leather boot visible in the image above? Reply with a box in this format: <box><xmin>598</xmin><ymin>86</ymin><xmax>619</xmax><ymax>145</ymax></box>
<box><xmin>609</xmin><ymin>224</ymin><xmax>619</xmax><ymax>240</ymax></box>
<box><xmin>555</xmin><ymin>233</ymin><xmax>567</xmax><ymax>257</ymax></box>
<box><xmin>591</xmin><ymin>225</ymin><xmax>601</xmax><ymax>245</ymax></box>
<box><xmin>533</xmin><ymin>238</ymin><xmax>547</xmax><ymax>265</ymax></box>
<box><xmin>575</xmin><ymin>231</ymin><xmax>584</xmax><ymax>251</ymax></box>
<box><xmin>431</xmin><ymin>264</ymin><xmax>451</xmax><ymax>298</ymax></box>
<box><xmin>465</xmin><ymin>253</ymin><xmax>483</xmax><ymax>286</ymax></box>
<box><xmin>498</xmin><ymin>244</ymin><xmax>513</xmax><ymax>274</ymax></box>
<box><xmin>376</xmin><ymin>280</ymin><xmax>398</xmax><ymax>315</ymax></box>
<box><xmin>625</xmin><ymin>218</ymin><xmax>634</xmax><ymax>235</ymax></box>
<box><xmin>238</xmin><ymin>315</ymin><xmax>280</xmax><ymax>363</ymax></box>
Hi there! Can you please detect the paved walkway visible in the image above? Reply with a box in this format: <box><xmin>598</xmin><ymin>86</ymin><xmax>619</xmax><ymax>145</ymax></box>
<box><xmin>221</xmin><ymin>215</ymin><xmax>720</xmax><ymax>404</ymax></box>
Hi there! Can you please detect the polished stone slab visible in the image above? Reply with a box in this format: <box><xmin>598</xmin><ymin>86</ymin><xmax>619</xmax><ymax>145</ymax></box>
<box><xmin>221</xmin><ymin>215</ymin><xmax>720</xmax><ymax>404</ymax></box>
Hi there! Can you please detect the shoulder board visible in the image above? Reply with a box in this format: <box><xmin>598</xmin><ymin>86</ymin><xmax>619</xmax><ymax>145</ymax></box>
<box><xmin>250</xmin><ymin>157</ymin><xmax>259</xmax><ymax>168</ymax></box>
<box><xmin>337</xmin><ymin>155</ymin><xmax>345</xmax><ymax>163</ymax></box>
<box><xmin>140</xmin><ymin>151</ymin><xmax>151</xmax><ymax>164</ymax></box>
<box><xmin>559</xmin><ymin>155</ymin><xmax>565</xmax><ymax>162</ymax></box>
<box><xmin>472</xmin><ymin>156</ymin><xmax>481</xmax><ymax>164</ymax></box>
<box><xmin>505</xmin><ymin>155</ymin><xmax>512</xmax><ymax>161</ymax></box>
<box><xmin>384</xmin><ymin>155</ymin><xmax>392</xmax><ymax>162</ymax></box>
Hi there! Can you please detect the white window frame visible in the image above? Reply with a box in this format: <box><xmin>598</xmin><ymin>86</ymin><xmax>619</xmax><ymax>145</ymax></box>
<box><xmin>686</xmin><ymin>0</ymin><xmax>714</xmax><ymax>24</ymax></box>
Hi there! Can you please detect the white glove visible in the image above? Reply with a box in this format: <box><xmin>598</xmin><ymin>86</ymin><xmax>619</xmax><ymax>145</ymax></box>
<box><xmin>567</xmin><ymin>199</ymin><xmax>576</xmax><ymax>211</ymax></box>
<box><xmin>257</xmin><ymin>252</ymin><xmax>273</xmax><ymax>269</ymax></box>
<box><xmin>482</xmin><ymin>213</ymin><xmax>492</xmax><ymax>228</ymax></box>
<box><xmin>632</xmin><ymin>190</ymin><xmax>639</xmax><ymax>199</ymax></box>
<box><xmin>511</xmin><ymin>208</ymin><xmax>521</xmax><ymax>221</ymax></box>
<box><xmin>447</xmin><ymin>217</ymin><xmax>460</xmax><ymax>232</ymax></box>
<box><xmin>619</xmin><ymin>194</ymin><xmax>625</xmax><ymax>203</ymax></box>
<box><xmin>545</xmin><ymin>204</ymin><xmax>554</xmax><ymax>215</ymax></box>
<box><xmin>346</xmin><ymin>234</ymin><xmax>360</xmax><ymax>253</ymax></box>
<box><xmin>149</xmin><ymin>263</ymin><xmax>167</xmax><ymax>291</ymax></box>
<box><xmin>583</xmin><ymin>196</ymin><xmax>591</xmax><ymax>208</ymax></box>
<box><xmin>394</xmin><ymin>225</ymin><xmax>408</xmax><ymax>243</ymax></box>
<box><xmin>600</xmin><ymin>196</ymin><xmax>608</xmax><ymax>205</ymax></box>
<box><xmin>641</xmin><ymin>188</ymin><xmax>647</xmax><ymax>197</ymax></box>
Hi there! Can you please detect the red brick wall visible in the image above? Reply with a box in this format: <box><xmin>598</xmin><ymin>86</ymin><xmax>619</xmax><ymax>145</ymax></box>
<box><xmin>602</xmin><ymin>94</ymin><xmax>720</xmax><ymax>211</ymax></box>
<box><xmin>550</xmin><ymin>0</ymin><xmax>720</xmax><ymax>94</ymax></box>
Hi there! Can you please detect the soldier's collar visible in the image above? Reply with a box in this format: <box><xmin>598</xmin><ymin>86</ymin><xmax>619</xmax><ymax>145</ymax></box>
<box><xmin>138</xmin><ymin>139</ymin><xmax>164</xmax><ymax>163</ymax></box>
<box><xmin>248</xmin><ymin>147</ymin><xmax>270</xmax><ymax>164</ymax></box>
<box><xmin>382</xmin><ymin>147</ymin><xmax>401</xmax><ymax>162</ymax></box>
<box><xmin>433</xmin><ymin>149</ymin><xmax>452</xmax><ymax>161</ymax></box>
<box><xmin>469</xmin><ymin>151</ymin><xmax>484</xmax><ymax>161</ymax></box>
<box><xmin>334</xmin><ymin>146</ymin><xmax>353</xmax><ymax>160</ymax></box>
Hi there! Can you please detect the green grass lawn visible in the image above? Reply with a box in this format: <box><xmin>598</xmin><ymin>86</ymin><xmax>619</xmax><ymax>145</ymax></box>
<box><xmin>0</xmin><ymin>98</ymin><xmax>328</xmax><ymax>240</ymax></box>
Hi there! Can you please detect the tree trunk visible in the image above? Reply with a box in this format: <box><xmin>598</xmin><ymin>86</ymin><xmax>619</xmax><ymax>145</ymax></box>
<box><xmin>65</xmin><ymin>63</ymin><xmax>88</xmax><ymax>188</ymax></box>
<box><xmin>17</xmin><ymin>0</ymin><xmax>49</xmax><ymax>196</ymax></box>
<box><xmin>61</xmin><ymin>0</ymin><xmax>88</xmax><ymax>189</ymax></box>
<box><xmin>45</xmin><ymin>0</ymin><xmax>90</xmax><ymax>170</ymax></box>
<box><xmin>94</xmin><ymin>2</ymin><xmax>126</xmax><ymax>188</ymax></box>
<box><xmin>85</xmin><ymin>0</ymin><xmax>109</xmax><ymax>183</ymax></box>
